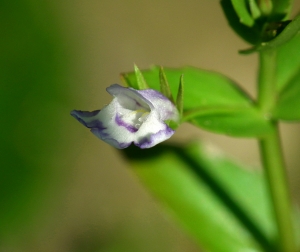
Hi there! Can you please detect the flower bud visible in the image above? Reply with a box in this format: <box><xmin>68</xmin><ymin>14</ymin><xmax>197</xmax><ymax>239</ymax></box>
<box><xmin>71</xmin><ymin>84</ymin><xmax>179</xmax><ymax>149</ymax></box>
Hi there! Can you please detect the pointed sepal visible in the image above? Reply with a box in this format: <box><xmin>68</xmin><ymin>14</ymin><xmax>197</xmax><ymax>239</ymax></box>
<box><xmin>249</xmin><ymin>0</ymin><xmax>261</xmax><ymax>19</ymax></box>
<box><xmin>134</xmin><ymin>64</ymin><xmax>149</xmax><ymax>90</ymax></box>
<box><xmin>159</xmin><ymin>66</ymin><xmax>174</xmax><ymax>103</ymax></box>
<box><xmin>257</xmin><ymin>0</ymin><xmax>273</xmax><ymax>16</ymax></box>
<box><xmin>176</xmin><ymin>74</ymin><xmax>184</xmax><ymax>118</ymax></box>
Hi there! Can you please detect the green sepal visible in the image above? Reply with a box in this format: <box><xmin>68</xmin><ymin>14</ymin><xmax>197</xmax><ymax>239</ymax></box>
<box><xmin>257</xmin><ymin>0</ymin><xmax>273</xmax><ymax>16</ymax></box>
<box><xmin>231</xmin><ymin>0</ymin><xmax>255</xmax><ymax>27</ymax></box>
<box><xmin>176</xmin><ymin>74</ymin><xmax>184</xmax><ymax>117</ymax></box>
<box><xmin>220</xmin><ymin>0</ymin><xmax>261</xmax><ymax>45</ymax></box>
<box><xmin>249</xmin><ymin>0</ymin><xmax>262</xmax><ymax>19</ymax></box>
<box><xmin>121</xmin><ymin>66</ymin><xmax>273</xmax><ymax>138</ymax></box>
<box><xmin>134</xmin><ymin>64</ymin><xmax>149</xmax><ymax>90</ymax></box>
<box><xmin>221</xmin><ymin>0</ymin><xmax>293</xmax><ymax>49</ymax></box>
<box><xmin>240</xmin><ymin>14</ymin><xmax>300</xmax><ymax>54</ymax></box>
<box><xmin>166</xmin><ymin>119</ymin><xmax>179</xmax><ymax>131</ymax></box>
<box><xmin>159</xmin><ymin>66</ymin><xmax>174</xmax><ymax>102</ymax></box>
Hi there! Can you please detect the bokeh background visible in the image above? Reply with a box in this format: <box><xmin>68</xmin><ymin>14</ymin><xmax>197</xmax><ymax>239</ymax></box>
<box><xmin>1</xmin><ymin>1</ymin><xmax>300</xmax><ymax>251</ymax></box>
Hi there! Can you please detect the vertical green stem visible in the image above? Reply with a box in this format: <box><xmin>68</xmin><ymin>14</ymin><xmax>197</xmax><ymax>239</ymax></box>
<box><xmin>258</xmin><ymin>50</ymin><xmax>296</xmax><ymax>252</ymax></box>
<box><xmin>258</xmin><ymin>50</ymin><xmax>276</xmax><ymax>112</ymax></box>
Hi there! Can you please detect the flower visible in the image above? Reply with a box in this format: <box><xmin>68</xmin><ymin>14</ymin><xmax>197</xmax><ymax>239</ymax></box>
<box><xmin>71</xmin><ymin>84</ymin><xmax>179</xmax><ymax>149</ymax></box>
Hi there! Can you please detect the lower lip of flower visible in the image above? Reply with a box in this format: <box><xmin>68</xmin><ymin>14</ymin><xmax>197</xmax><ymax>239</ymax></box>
<box><xmin>115</xmin><ymin>109</ymin><xmax>150</xmax><ymax>132</ymax></box>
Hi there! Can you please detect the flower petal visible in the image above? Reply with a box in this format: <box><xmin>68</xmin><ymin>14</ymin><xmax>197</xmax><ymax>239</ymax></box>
<box><xmin>107</xmin><ymin>84</ymin><xmax>151</xmax><ymax>111</ymax></box>
<box><xmin>134</xmin><ymin>113</ymin><xmax>175</xmax><ymax>148</ymax></box>
<box><xmin>71</xmin><ymin>100</ymin><xmax>136</xmax><ymax>149</ymax></box>
<box><xmin>108</xmin><ymin>84</ymin><xmax>178</xmax><ymax>122</ymax></box>
<box><xmin>71</xmin><ymin>84</ymin><xmax>179</xmax><ymax>149</ymax></box>
<box><xmin>137</xmin><ymin>89</ymin><xmax>178</xmax><ymax>121</ymax></box>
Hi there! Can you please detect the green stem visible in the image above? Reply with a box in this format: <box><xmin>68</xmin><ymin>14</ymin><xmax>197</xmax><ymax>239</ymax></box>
<box><xmin>258</xmin><ymin>50</ymin><xmax>276</xmax><ymax>112</ymax></box>
<box><xmin>258</xmin><ymin>50</ymin><xmax>296</xmax><ymax>252</ymax></box>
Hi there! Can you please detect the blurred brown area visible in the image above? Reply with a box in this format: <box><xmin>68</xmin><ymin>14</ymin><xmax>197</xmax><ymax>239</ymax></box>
<box><xmin>1</xmin><ymin>0</ymin><xmax>300</xmax><ymax>251</ymax></box>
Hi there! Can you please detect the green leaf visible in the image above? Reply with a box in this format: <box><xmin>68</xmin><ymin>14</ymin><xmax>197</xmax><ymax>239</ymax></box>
<box><xmin>271</xmin><ymin>19</ymin><xmax>300</xmax><ymax>120</ymax></box>
<box><xmin>122</xmin><ymin>141</ymin><xmax>276</xmax><ymax>252</ymax></box>
<box><xmin>220</xmin><ymin>0</ymin><xmax>261</xmax><ymax>44</ymax></box>
<box><xmin>159</xmin><ymin>66</ymin><xmax>174</xmax><ymax>102</ymax></box>
<box><xmin>231</xmin><ymin>0</ymin><xmax>255</xmax><ymax>27</ymax></box>
<box><xmin>184</xmin><ymin>106</ymin><xmax>272</xmax><ymax>137</ymax></box>
<box><xmin>271</xmin><ymin>0</ymin><xmax>292</xmax><ymax>19</ymax></box>
<box><xmin>276</xmin><ymin>28</ymin><xmax>300</xmax><ymax>91</ymax></box>
<box><xmin>122</xmin><ymin>66</ymin><xmax>272</xmax><ymax>137</ymax></box>
<box><xmin>273</xmin><ymin>70</ymin><xmax>300</xmax><ymax>120</ymax></box>
<box><xmin>240</xmin><ymin>14</ymin><xmax>300</xmax><ymax>54</ymax></box>
<box><xmin>134</xmin><ymin>64</ymin><xmax>149</xmax><ymax>90</ymax></box>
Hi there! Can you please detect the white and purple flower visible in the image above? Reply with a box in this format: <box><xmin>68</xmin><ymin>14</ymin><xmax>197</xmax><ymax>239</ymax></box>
<box><xmin>71</xmin><ymin>84</ymin><xmax>179</xmax><ymax>149</ymax></box>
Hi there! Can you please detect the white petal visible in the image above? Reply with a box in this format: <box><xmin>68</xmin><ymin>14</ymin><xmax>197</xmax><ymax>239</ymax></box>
<box><xmin>133</xmin><ymin>112</ymin><xmax>175</xmax><ymax>148</ymax></box>
<box><xmin>137</xmin><ymin>89</ymin><xmax>178</xmax><ymax>122</ymax></box>
<box><xmin>71</xmin><ymin>84</ymin><xmax>179</xmax><ymax>149</ymax></box>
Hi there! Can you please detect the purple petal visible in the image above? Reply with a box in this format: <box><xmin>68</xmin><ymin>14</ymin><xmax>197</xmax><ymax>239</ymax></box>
<box><xmin>71</xmin><ymin>84</ymin><xmax>179</xmax><ymax>149</ymax></box>
<box><xmin>90</xmin><ymin>128</ymin><xmax>131</xmax><ymax>149</ymax></box>
<box><xmin>107</xmin><ymin>84</ymin><xmax>152</xmax><ymax>110</ymax></box>
<box><xmin>135</xmin><ymin>125</ymin><xmax>174</xmax><ymax>149</ymax></box>
<box><xmin>70</xmin><ymin>110</ymin><xmax>101</xmax><ymax>128</ymax></box>
<box><xmin>137</xmin><ymin>89</ymin><xmax>169</xmax><ymax>101</ymax></box>
<box><xmin>115</xmin><ymin>113</ymin><xmax>138</xmax><ymax>133</ymax></box>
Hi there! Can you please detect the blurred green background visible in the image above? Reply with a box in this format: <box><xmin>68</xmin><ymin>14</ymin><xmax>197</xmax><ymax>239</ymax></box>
<box><xmin>1</xmin><ymin>0</ymin><xmax>300</xmax><ymax>251</ymax></box>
